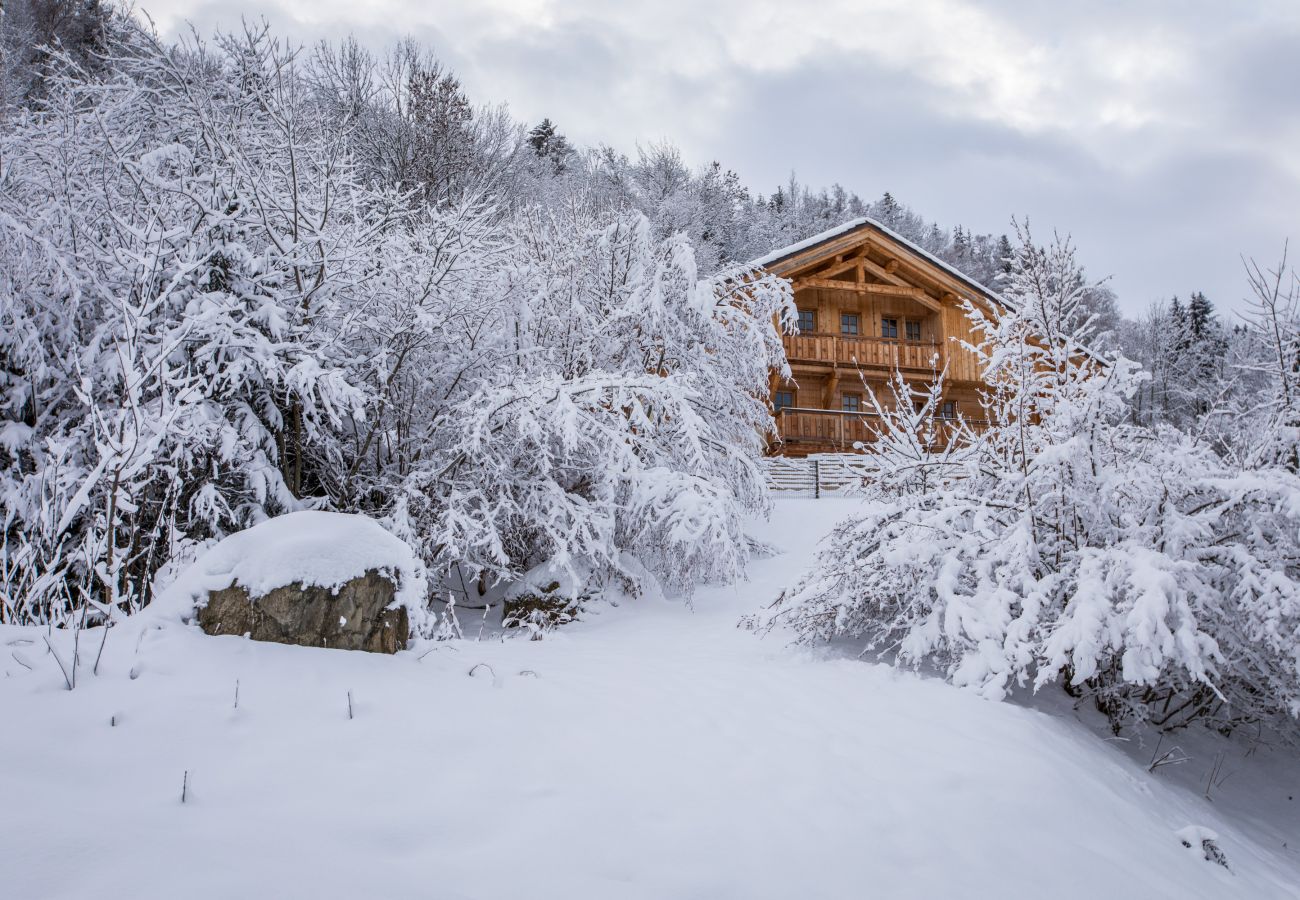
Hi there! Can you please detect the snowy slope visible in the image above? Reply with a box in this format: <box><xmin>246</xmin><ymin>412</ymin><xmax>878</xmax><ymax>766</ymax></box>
<box><xmin>3</xmin><ymin>498</ymin><xmax>1299</xmax><ymax>899</ymax></box>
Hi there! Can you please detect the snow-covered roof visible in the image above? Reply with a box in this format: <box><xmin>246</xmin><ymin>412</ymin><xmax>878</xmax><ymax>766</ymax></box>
<box><xmin>749</xmin><ymin>216</ymin><xmax>1015</xmax><ymax>311</ymax></box>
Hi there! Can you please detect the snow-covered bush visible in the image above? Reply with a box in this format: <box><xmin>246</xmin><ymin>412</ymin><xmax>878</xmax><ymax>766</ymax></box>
<box><xmin>385</xmin><ymin>209</ymin><xmax>795</xmax><ymax>602</ymax></box>
<box><xmin>764</xmin><ymin>227</ymin><xmax>1300</xmax><ymax>737</ymax></box>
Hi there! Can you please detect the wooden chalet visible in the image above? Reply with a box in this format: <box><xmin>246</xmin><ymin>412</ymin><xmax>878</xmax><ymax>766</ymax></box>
<box><xmin>755</xmin><ymin>218</ymin><xmax>1002</xmax><ymax>456</ymax></box>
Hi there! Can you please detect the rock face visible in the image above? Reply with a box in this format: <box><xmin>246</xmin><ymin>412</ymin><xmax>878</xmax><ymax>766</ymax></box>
<box><xmin>198</xmin><ymin>570</ymin><xmax>409</xmax><ymax>654</ymax></box>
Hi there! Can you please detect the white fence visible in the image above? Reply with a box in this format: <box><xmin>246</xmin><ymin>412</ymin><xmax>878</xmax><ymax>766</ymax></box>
<box><xmin>761</xmin><ymin>453</ymin><xmax>873</xmax><ymax>497</ymax></box>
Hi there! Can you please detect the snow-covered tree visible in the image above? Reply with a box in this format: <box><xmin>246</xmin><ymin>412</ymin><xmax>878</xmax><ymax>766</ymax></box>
<box><xmin>388</xmin><ymin>207</ymin><xmax>795</xmax><ymax>606</ymax></box>
<box><xmin>0</xmin><ymin>23</ymin><xmax>390</xmax><ymax>623</ymax></box>
<box><xmin>1237</xmin><ymin>251</ymin><xmax>1300</xmax><ymax>471</ymax></box>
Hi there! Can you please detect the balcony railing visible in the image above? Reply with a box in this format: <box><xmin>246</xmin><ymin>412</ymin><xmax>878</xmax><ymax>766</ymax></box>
<box><xmin>774</xmin><ymin>406</ymin><xmax>983</xmax><ymax>453</ymax></box>
<box><xmin>784</xmin><ymin>333</ymin><xmax>943</xmax><ymax>371</ymax></box>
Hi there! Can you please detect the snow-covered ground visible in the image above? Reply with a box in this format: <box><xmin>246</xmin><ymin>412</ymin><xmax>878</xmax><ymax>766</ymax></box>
<box><xmin>3</xmin><ymin>498</ymin><xmax>1299</xmax><ymax>899</ymax></box>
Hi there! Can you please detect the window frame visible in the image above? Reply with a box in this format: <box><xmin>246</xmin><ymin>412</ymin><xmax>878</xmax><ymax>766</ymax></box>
<box><xmin>881</xmin><ymin>317</ymin><xmax>899</xmax><ymax>339</ymax></box>
<box><xmin>774</xmin><ymin>390</ymin><xmax>795</xmax><ymax>412</ymax></box>
<box><xmin>841</xmin><ymin>392</ymin><xmax>862</xmax><ymax>413</ymax></box>
<box><xmin>905</xmin><ymin>319</ymin><xmax>922</xmax><ymax>342</ymax></box>
<box><xmin>840</xmin><ymin>313</ymin><xmax>860</xmax><ymax>336</ymax></box>
<box><xmin>940</xmin><ymin>400</ymin><xmax>956</xmax><ymax>419</ymax></box>
<box><xmin>796</xmin><ymin>308</ymin><xmax>816</xmax><ymax>333</ymax></box>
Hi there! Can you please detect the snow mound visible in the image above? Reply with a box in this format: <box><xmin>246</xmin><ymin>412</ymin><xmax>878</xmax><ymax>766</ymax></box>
<box><xmin>152</xmin><ymin>511</ymin><xmax>427</xmax><ymax>622</ymax></box>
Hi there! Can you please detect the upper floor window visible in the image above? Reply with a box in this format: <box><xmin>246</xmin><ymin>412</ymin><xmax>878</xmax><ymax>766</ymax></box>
<box><xmin>797</xmin><ymin>309</ymin><xmax>816</xmax><ymax>333</ymax></box>
<box><xmin>905</xmin><ymin>320</ymin><xmax>922</xmax><ymax>342</ymax></box>
<box><xmin>841</xmin><ymin>313</ymin><xmax>860</xmax><ymax>336</ymax></box>
<box><xmin>841</xmin><ymin>393</ymin><xmax>861</xmax><ymax>412</ymax></box>
<box><xmin>774</xmin><ymin>390</ymin><xmax>795</xmax><ymax>412</ymax></box>
<box><xmin>941</xmin><ymin>401</ymin><xmax>956</xmax><ymax>419</ymax></box>
<box><xmin>881</xmin><ymin>317</ymin><xmax>899</xmax><ymax>339</ymax></box>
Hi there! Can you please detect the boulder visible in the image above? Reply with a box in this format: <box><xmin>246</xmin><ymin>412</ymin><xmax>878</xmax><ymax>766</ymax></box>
<box><xmin>198</xmin><ymin>569</ymin><xmax>409</xmax><ymax>654</ymax></box>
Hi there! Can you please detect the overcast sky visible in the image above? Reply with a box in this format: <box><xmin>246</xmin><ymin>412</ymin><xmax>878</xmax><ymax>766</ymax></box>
<box><xmin>142</xmin><ymin>0</ymin><xmax>1300</xmax><ymax>316</ymax></box>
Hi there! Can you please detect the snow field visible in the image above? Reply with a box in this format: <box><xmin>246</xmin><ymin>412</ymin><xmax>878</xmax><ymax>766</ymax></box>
<box><xmin>2</xmin><ymin>499</ymin><xmax>1298</xmax><ymax>899</ymax></box>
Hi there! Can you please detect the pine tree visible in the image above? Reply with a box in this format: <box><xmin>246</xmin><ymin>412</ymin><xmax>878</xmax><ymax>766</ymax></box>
<box><xmin>1170</xmin><ymin>295</ymin><xmax>1188</xmax><ymax>346</ymax></box>
<box><xmin>997</xmin><ymin>234</ymin><xmax>1014</xmax><ymax>274</ymax></box>
<box><xmin>1155</xmin><ymin>293</ymin><xmax>1228</xmax><ymax>424</ymax></box>
<box><xmin>1188</xmin><ymin>291</ymin><xmax>1215</xmax><ymax>339</ymax></box>
<box><xmin>876</xmin><ymin>191</ymin><xmax>901</xmax><ymax>226</ymax></box>
<box><xmin>952</xmin><ymin>225</ymin><xmax>970</xmax><ymax>260</ymax></box>
<box><xmin>526</xmin><ymin>117</ymin><xmax>573</xmax><ymax>173</ymax></box>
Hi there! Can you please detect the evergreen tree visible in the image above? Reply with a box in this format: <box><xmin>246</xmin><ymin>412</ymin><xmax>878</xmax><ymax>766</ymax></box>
<box><xmin>526</xmin><ymin>117</ymin><xmax>573</xmax><ymax>173</ymax></box>
<box><xmin>952</xmin><ymin>224</ymin><xmax>970</xmax><ymax>260</ymax></box>
<box><xmin>1188</xmin><ymin>291</ymin><xmax>1215</xmax><ymax>339</ymax></box>
<box><xmin>876</xmin><ymin>191</ymin><xmax>901</xmax><ymax>226</ymax></box>
<box><xmin>1169</xmin><ymin>295</ymin><xmax>1189</xmax><ymax>351</ymax></box>
<box><xmin>997</xmin><ymin>234</ymin><xmax>1014</xmax><ymax>274</ymax></box>
<box><xmin>1154</xmin><ymin>293</ymin><xmax>1228</xmax><ymax>424</ymax></box>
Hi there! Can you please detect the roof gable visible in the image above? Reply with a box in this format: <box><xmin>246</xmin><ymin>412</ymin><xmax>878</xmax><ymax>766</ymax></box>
<box><xmin>750</xmin><ymin>217</ymin><xmax>1011</xmax><ymax>314</ymax></box>
<box><xmin>754</xmin><ymin>217</ymin><xmax>1110</xmax><ymax>367</ymax></box>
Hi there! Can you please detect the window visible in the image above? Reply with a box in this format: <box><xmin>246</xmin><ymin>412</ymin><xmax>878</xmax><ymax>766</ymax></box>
<box><xmin>841</xmin><ymin>313</ymin><xmax>860</xmax><ymax>336</ymax></box>
<box><xmin>841</xmin><ymin>393</ymin><xmax>861</xmax><ymax>412</ymax></box>
<box><xmin>941</xmin><ymin>401</ymin><xmax>956</xmax><ymax>419</ymax></box>
<box><xmin>774</xmin><ymin>391</ymin><xmax>794</xmax><ymax>412</ymax></box>
<box><xmin>905</xmin><ymin>320</ymin><xmax>922</xmax><ymax>342</ymax></box>
<box><xmin>797</xmin><ymin>309</ymin><xmax>816</xmax><ymax>333</ymax></box>
<box><xmin>881</xmin><ymin>317</ymin><xmax>898</xmax><ymax>339</ymax></box>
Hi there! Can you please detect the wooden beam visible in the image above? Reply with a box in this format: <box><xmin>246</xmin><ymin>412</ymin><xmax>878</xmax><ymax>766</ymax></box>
<box><xmin>910</xmin><ymin>293</ymin><xmax>943</xmax><ymax>313</ymax></box>
<box><xmin>806</xmin><ymin>258</ymin><xmax>859</xmax><ymax>281</ymax></box>
<box><xmin>860</xmin><ymin>256</ymin><xmax>908</xmax><ymax>287</ymax></box>
<box><xmin>793</xmin><ymin>276</ymin><xmax>941</xmax><ymax>312</ymax></box>
<box><xmin>785</xmin><ymin>246</ymin><xmax>846</xmax><ymax>277</ymax></box>
<box><xmin>791</xmin><ymin>276</ymin><xmax>898</xmax><ymax>294</ymax></box>
<box><xmin>814</xmin><ymin>246</ymin><xmax>885</xmax><ymax>283</ymax></box>
<box><xmin>808</xmin><ymin>247</ymin><xmax>911</xmax><ymax>289</ymax></box>
<box><xmin>789</xmin><ymin>244</ymin><xmax>872</xmax><ymax>281</ymax></box>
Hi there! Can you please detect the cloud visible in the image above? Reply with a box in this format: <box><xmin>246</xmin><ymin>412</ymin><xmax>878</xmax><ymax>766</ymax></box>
<box><xmin>139</xmin><ymin>0</ymin><xmax>1300</xmax><ymax>314</ymax></box>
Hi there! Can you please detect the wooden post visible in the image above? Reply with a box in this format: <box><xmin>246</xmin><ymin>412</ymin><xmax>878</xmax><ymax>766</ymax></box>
<box><xmin>813</xmin><ymin>458</ymin><xmax>820</xmax><ymax>499</ymax></box>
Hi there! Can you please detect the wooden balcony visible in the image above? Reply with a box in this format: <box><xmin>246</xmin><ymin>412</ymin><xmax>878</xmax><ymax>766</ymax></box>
<box><xmin>773</xmin><ymin>407</ymin><xmax>981</xmax><ymax>454</ymax></box>
<box><xmin>784</xmin><ymin>333</ymin><xmax>943</xmax><ymax>371</ymax></box>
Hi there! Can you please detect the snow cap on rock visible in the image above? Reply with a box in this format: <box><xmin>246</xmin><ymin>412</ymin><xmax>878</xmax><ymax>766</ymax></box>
<box><xmin>150</xmin><ymin>511</ymin><xmax>428</xmax><ymax>629</ymax></box>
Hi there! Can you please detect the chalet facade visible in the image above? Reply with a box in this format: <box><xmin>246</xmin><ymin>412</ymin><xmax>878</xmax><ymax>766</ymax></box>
<box><xmin>755</xmin><ymin>218</ymin><xmax>1002</xmax><ymax>456</ymax></box>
